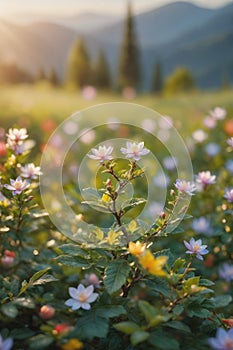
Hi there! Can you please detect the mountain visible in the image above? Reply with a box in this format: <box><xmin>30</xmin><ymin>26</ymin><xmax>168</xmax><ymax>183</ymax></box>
<box><xmin>0</xmin><ymin>1</ymin><xmax>233</xmax><ymax>89</ymax></box>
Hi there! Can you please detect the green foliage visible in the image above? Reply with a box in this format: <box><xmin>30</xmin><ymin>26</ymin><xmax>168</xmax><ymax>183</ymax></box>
<box><xmin>93</xmin><ymin>48</ymin><xmax>111</xmax><ymax>89</ymax></box>
<box><xmin>118</xmin><ymin>2</ymin><xmax>141</xmax><ymax>90</ymax></box>
<box><xmin>152</xmin><ymin>61</ymin><xmax>163</xmax><ymax>94</ymax></box>
<box><xmin>67</xmin><ymin>37</ymin><xmax>91</xmax><ymax>88</ymax></box>
<box><xmin>164</xmin><ymin>66</ymin><xmax>195</xmax><ymax>95</ymax></box>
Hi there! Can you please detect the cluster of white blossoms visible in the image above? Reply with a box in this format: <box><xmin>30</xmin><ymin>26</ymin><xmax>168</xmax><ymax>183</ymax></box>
<box><xmin>6</xmin><ymin>128</ymin><xmax>28</xmax><ymax>155</ymax></box>
<box><xmin>88</xmin><ymin>141</ymin><xmax>150</xmax><ymax>163</ymax></box>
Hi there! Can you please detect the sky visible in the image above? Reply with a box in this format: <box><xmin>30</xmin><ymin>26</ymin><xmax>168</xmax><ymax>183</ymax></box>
<box><xmin>0</xmin><ymin>0</ymin><xmax>233</xmax><ymax>16</ymax></box>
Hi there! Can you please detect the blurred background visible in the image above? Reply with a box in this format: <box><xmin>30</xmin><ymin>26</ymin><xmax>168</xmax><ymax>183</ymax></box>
<box><xmin>0</xmin><ymin>0</ymin><xmax>233</xmax><ymax>137</ymax></box>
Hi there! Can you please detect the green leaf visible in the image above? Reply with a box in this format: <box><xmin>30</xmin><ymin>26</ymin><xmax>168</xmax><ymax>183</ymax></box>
<box><xmin>173</xmin><ymin>258</ymin><xmax>186</xmax><ymax>272</ymax></box>
<box><xmin>28</xmin><ymin>267</ymin><xmax>51</xmax><ymax>285</ymax></box>
<box><xmin>138</xmin><ymin>300</ymin><xmax>156</xmax><ymax>323</ymax></box>
<box><xmin>13</xmin><ymin>298</ymin><xmax>35</xmax><ymax>309</ymax></box>
<box><xmin>11</xmin><ymin>328</ymin><xmax>35</xmax><ymax>340</ymax></box>
<box><xmin>114</xmin><ymin>321</ymin><xmax>141</xmax><ymax>334</ymax></box>
<box><xmin>130</xmin><ymin>331</ymin><xmax>149</xmax><ymax>346</ymax></box>
<box><xmin>29</xmin><ymin>334</ymin><xmax>54</xmax><ymax>349</ymax></box>
<box><xmin>104</xmin><ymin>260</ymin><xmax>130</xmax><ymax>294</ymax></box>
<box><xmin>75</xmin><ymin>311</ymin><xmax>109</xmax><ymax>339</ymax></box>
<box><xmin>199</xmin><ymin>279</ymin><xmax>215</xmax><ymax>287</ymax></box>
<box><xmin>182</xmin><ymin>276</ymin><xmax>200</xmax><ymax>293</ymax></box>
<box><xmin>32</xmin><ymin>274</ymin><xmax>57</xmax><ymax>285</ymax></box>
<box><xmin>1</xmin><ymin>303</ymin><xmax>18</xmax><ymax>318</ymax></box>
<box><xmin>122</xmin><ymin>198</ymin><xmax>146</xmax><ymax>214</ymax></box>
<box><xmin>165</xmin><ymin>321</ymin><xmax>191</xmax><ymax>333</ymax></box>
<box><xmin>172</xmin><ymin>304</ymin><xmax>184</xmax><ymax>316</ymax></box>
<box><xmin>95</xmin><ymin>305</ymin><xmax>126</xmax><ymax>319</ymax></box>
<box><xmin>213</xmin><ymin>295</ymin><xmax>232</xmax><ymax>308</ymax></box>
<box><xmin>149</xmin><ymin>331</ymin><xmax>180</xmax><ymax>350</ymax></box>
<box><xmin>52</xmin><ymin>255</ymin><xmax>90</xmax><ymax>268</ymax></box>
<box><xmin>58</xmin><ymin>244</ymin><xmax>88</xmax><ymax>258</ymax></box>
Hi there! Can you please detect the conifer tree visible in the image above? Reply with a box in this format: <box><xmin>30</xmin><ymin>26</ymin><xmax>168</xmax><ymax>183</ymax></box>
<box><xmin>152</xmin><ymin>61</ymin><xmax>163</xmax><ymax>94</ymax></box>
<box><xmin>118</xmin><ymin>2</ymin><xmax>141</xmax><ymax>90</ymax></box>
<box><xmin>94</xmin><ymin>48</ymin><xmax>111</xmax><ymax>89</ymax></box>
<box><xmin>48</xmin><ymin>68</ymin><xmax>59</xmax><ymax>86</ymax></box>
<box><xmin>67</xmin><ymin>38</ymin><xmax>91</xmax><ymax>88</ymax></box>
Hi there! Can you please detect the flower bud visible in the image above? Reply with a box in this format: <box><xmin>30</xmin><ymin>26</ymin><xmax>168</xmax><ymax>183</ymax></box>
<box><xmin>53</xmin><ymin>323</ymin><xmax>70</xmax><ymax>335</ymax></box>
<box><xmin>39</xmin><ymin>305</ymin><xmax>55</xmax><ymax>320</ymax></box>
<box><xmin>160</xmin><ymin>211</ymin><xmax>166</xmax><ymax>219</ymax></box>
<box><xmin>1</xmin><ymin>250</ymin><xmax>16</xmax><ymax>267</ymax></box>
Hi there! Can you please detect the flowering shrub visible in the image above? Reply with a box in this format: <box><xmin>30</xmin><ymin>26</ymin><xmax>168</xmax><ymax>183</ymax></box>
<box><xmin>1</xmin><ymin>106</ymin><xmax>233</xmax><ymax>350</ymax></box>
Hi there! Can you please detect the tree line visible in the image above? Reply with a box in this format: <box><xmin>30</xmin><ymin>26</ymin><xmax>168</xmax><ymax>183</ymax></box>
<box><xmin>0</xmin><ymin>2</ymin><xmax>198</xmax><ymax>94</ymax></box>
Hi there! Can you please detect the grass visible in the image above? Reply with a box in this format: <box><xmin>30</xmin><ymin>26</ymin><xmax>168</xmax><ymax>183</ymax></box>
<box><xmin>0</xmin><ymin>84</ymin><xmax>233</xmax><ymax>136</ymax></box>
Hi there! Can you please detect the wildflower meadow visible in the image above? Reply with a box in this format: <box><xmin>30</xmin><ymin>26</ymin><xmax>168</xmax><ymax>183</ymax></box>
<box><xmin>1</xmin><ymin>97</ymin><xmax>233</xmax><ymax>350</ymax></box>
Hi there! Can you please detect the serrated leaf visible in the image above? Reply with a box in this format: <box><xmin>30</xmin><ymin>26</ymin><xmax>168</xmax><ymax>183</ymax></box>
<box><xmin>58</xmin><ymin>244</ymin><xmax>88</xmax><ymax>258</ymax></box>
<box><xmin>130</xmin><ymin>331</ymin><xmax>149</xmax><ymax>346</ymax></box>
<box><xmin>95</xmin><ymin>305</ymin><xmax>126</xmax><ymax>319</ymax></box>
<box><xmin>199</xmin><ymin>279</ymin><xmax>215</xmax><ymax>287</ymax></box>
<box><xmin>75</xmin><ymin>311</ymin><xmax>109</xmax><ymax>339</ymax></box>
<box><xmin>104</xmin><ymin>260</ymin><xmax>130</xmax><ymax>294</ymax></box>
<box><xmin>114</xmin><ymin>321</ymin><xmax>141</xmax><ymax>334</ymax></box>
<box><xmin>53</xmin><ymin>255</ymin><xmax>90</xmax><ymax>268</ymax></box>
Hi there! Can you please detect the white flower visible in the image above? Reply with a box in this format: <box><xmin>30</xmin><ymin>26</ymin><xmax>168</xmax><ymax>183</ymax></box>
<box><xmin>224</xmin><ymin>188</ymin><xmax>233</xmax><ymax>203</ymax></box>
<box><xmin>4</xmin><ymin>176</ymin><xmax>30</xmax><ymax>195</ymax></box>
<box><xmin>192</xmin><ymin>129</ymin><xmax>207</xmax><ymax>143</ymax></box>
<box><xmin>0</xmin><ymin>335</ymin><xmax>13</xmax><ymax>350</ymax></box>
<box><xmin>196</xmin><ymin>171</ymin><xmax>216</xmax><ymax>186</ymax></box>
<box><xmin>120</xmin><ymin>141</ymin><xmax>149</xmax><ymax>161</ymax></box>
<box><xmin>7</xmin><ymin>128</ymin><xmax>28</xmax><ymax>142</ymax></box>
<box><xmin>65</xmin><ymin>284</ymin><xmax>98</xmax><ymax>310</ymax></box>
<box><xmin>20</xmin><ymin>163</ymin><xmax>42</xmax><ymax>179</ymax></box>
<box><xmin>210</xmin><ymin>107</ymin><xmax>226</xmax><ymax>120</ymax></box>
<box><xmin>88</xmin><ymin>145</ymin><xmax>113</xmax><ymax>163</ymax></box>
<box><xmin>227</xmin><ymin>137</ymin><xmax>233</xmax><ymax>147</ymax></box>
<box><xmin>175</xmin><ymin>179</ymin><xmax>196</xmax><ymax>196</ymax></box>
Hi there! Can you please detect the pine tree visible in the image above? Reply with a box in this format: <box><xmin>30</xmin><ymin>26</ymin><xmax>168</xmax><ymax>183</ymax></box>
<box><xmin>67</xmin><ymin>38</ymin><xmax>91</xmax><ymax>88</ymax></box>
<box><xmin>94</xmin><ymin>48</ymin><xmax>111</xmax><ymax>89</ymax></box>
<box><xmin>152</xmin><ymin>61</ymin><xmax>163</xmax><ymax>94</ymax></box>
<box><xmin>118</xmin><ymin>2</ymin><xmax>141</xmax><ymax>90</ymax></box>
<box><xmin>37</xmin><ymin>67</ymin><xmax>46</xmax><ymax>81</ymax></box>
<box><xmin>48</xmin><ymin>68</ymin><xmax>59</xmax><ymax>86</ymax></box>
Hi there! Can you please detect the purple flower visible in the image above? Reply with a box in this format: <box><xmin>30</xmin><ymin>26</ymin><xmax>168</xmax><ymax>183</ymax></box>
<box><xmin>65</xmin><ymin>284</ymin><xmax>98</xmax><ymax>310</ymax></box>
<box><xmin>219</xmin><ymin>263</ymin><xmax>233</xmax><ymax>282</ymax></box>
<box><xmin>175</xmin><ymin>179</ymin><xmax>196</xmax><ymax>196</ymax></box>
<box><xmin>4</xmin><ymin>176</ymin><xmax>30</xmax><ymax>195</ymax></box>
<box><xmin>203</xmin><ymin>116</ymin><xmax>216</xmax><ymax>129</ymax></box>
<box><xmin>224</xmin><ymin>189</ymin><xmax>233</xmax><ymax>203</ymax></box>
<box><xmin>209</xmin><ymin>328</ymin><xmax>233</xmax><ymax>350</ymax></box>
<box><xmin>0</xmin><ymin>335</ymin><xmax>13</xmax><ymax>350</ymax></box>
<box><xmin>205</xmin><ymin>142</ymin><xmax>220</xmax><ymax>157</ymax></box>
<box><xmin>184</xmin><ymin>238</ymin><xmax>208</xmax><ymax>260</ymax></box>
<box><xmin>192</xmin><ymin>217</ymin><xmax>213</xmax><ymax>235</ymax></box>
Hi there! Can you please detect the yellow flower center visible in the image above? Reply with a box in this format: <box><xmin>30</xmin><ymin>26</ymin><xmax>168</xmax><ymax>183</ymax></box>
<box><xmin>78</xmin><ymin>293</ymin><xmax>88</xmax><ymax>303</ymax></box>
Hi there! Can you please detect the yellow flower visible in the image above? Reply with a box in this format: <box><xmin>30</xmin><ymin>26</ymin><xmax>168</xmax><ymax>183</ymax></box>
<box><xmin>101</xmin><ymin>193</ymin><xmax>111</xmax><ymax>202</ymax></box>
<box><xmin>128</xmin><ymin>241</ymin><xmax>146</xmax><ymax>257</ymax></box>
<box><xmin>61</xmin><ymin>338</ymin><xmax>83</xmax><ymax>350</ymax></box>
<box><xmin>139</xmin><ymin>250</ymin><xmax>167</xmax><ymax>276</ymax></box>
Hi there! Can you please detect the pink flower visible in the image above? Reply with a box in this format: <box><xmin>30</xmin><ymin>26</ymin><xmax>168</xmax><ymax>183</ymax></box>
<box><xmin>227</xmin><ymin>137</ymin><xmax>233</xmax><ymax>148</ymax></box>
<box><xmin>196</xmin><ymin>171</ymin><xmax>216</xmax><ymax>187</ymax></box>
<box><xmin>175</xmin><ymin>179</ymin><xmax>196</xmax><ymax>196</ymax></box>
<box><xmin>4</xmin><ymin>176</ymin><xmax>30</xmax><ymax>195</ymax></box>
<box><xmin>224</xmin><ymin>188</ymin><xmax>233</xmax><ymax>203</ymax></box>
<box><xmin>7</xmin><ymin>128</ymin><xmax>28</xmax><ymax>142</ymax></box>
<box><xmin>1</xmin><ymin>250</ymin><xmax>16</xmax><ymax>267</ymax></box>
